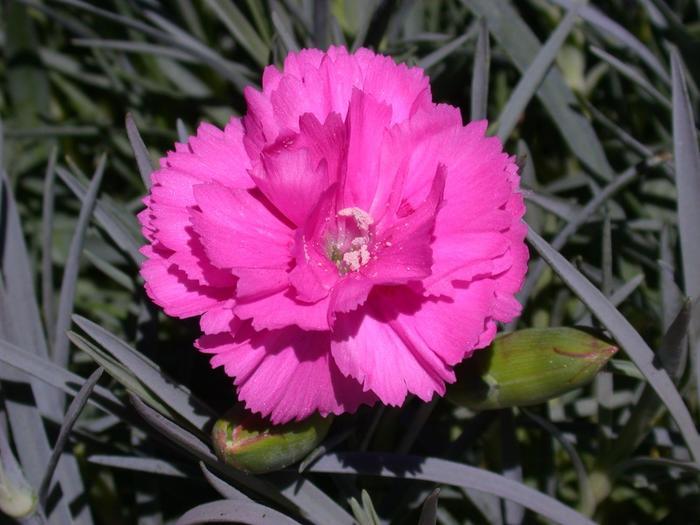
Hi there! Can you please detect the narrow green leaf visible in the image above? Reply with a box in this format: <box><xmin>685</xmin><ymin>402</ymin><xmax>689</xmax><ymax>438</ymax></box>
<box><xmin>551</xmin><ymin>0</ymin><xmax>669</xmax><ymax>83</ymax></box>
<box><xmin>309</xmin><ymin>453</ymin><xmax>595</xmax><ymax>525</ymax></box>
<box><xmin>143</xmin><ymin>9</ymin><xmax>253</xmax><ymax>91</ymax></box>
<box><xmin>202</xmin><ymin>0</ymin><xmax>269</xmax><ymax>67</ymax></box>
<box><xmin>417</xmin><ymin>26</ymin><xmax>476</xmax><ymax>71</ymax></box>
<box><xmin>73</xmin><ymin>315</ymin><xmax>215</xmax><ymax>430</ymax></box>
<box><xmin>53</xmin><ymin>155</ymin><xmax>107</xmax><ymax>369</ymax></box>
<box><xmin>125</xmin><ymin>113</ymin><xmax>153</xmax><ymax>189</ymax></box>
<box><xmin>590</xmin><ymin>46</ymin><xmax>670</xmax><ymax>109</ymax></box>
<box><xmin>176</xmin><ymin>118</ymin><xmax>189</xmax><ymax>143</ymax></box>
<box><xmin>313</xmin><ymin>0</ymin><xmax>330</xmax><ymax>49</ymax></box>
<box><xmin>497</xmin><ymin>3</ymin><xmax>581</xmax><ymax>141</ymax></box>
<box><xmin>467</xmin><ymin>0</ymin><xmax>614</xmax><ymax>180</ymax></box>
<box><xmin>470</xmin><ymin>19</ymin><xmax>490</xmax><ymax>121</ymax></box>
<box><xmin>38</xmin><ymin>367</ymin><xmax>103</xmax><ymax>507</ymax></box>
<box><xmin>272</xmin><ymin>8</ymin><xmax>301</xmax><ymax>54</ymax></box>
<box><xmin>527</xmin><ymin>229</ymin><xmax>700</xmax><ymax>461</ymax></box>
<box><xmin>41</xmin><ymin>147</ymin><xmax>58</xmax><ymax>344</ymax></box>
<box><xmin>5</xmin><ymin>0</ymin><xmax>50</xmax><ymax>125</ymax></box>
<box><xmin>84</xmin><ymin>249</ymin><xmax>134</xmax><ymax>292</ymax></box>
<box><xmin>519</xmin><ymin>159</ymin><xmax>646</xmax><ymax>305</ymax></box>
<box><xmin>499</xmin><ymin>411</ymin><xmax>524</xmax><ymax>524</ymax></box>
<box><xmin>88</xmin><ymin>455</ymin><xmax>190</xmax><ymax>478</ymax></box>
<box><xmin>176</xmin><ymin>500</ymin><xmax>300</xmax><ymax>525</ymax></box>
<box><xmin>71</xmin><ymin>38</ymin><xmax>197</xmax><ymax>62</ymax></box>
<box><xmin>670</xmin><ymin>47</ymin><xmax>700</xmax><ymax>407</ymax></box>
<box><xmin>523</xmin><ymin>409</ymin><xmax>593</xmax><ymax>513</ymax></box>
<box><xmin>55</xmin><ymin>165</ymin><xmax>143</xmax><ymax>263</ymax></box>
<box><xmin>68</xmin><ymin>332</ymin><xmax>176</xmax><ymax>420</ymax></box>
<box><xmin>418</xmin><ymin>489</ymin><xmax>440</xmax><ymax>525</ymax></box>
<box><xmin>0</xmin><ymin>338</ymin><xmax>126</xmax><ymax>417</ymax></box>
<box><xmin>615</xmin><ymin>457</ymin><xmax>700</xmax><ymax>475</ymax></box>
<box><xmin>199</xmin><ymin>462</ymin><xmax>249</xmax><ymax>500</ymax></box>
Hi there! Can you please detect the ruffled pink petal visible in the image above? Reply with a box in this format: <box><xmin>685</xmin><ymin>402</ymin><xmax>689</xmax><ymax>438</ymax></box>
<box><xmin>191</xmin><ymin>183</ymin><xmax>294</xmax><ymax>270</ymax></box>
<box><xmin>200</xmin><ymin>302</ymin><xmax>235</xmax><ymax>334</ymax></box>
<box><xmin>140</xmin><ymin>246</ymin><xmax>232</xmax><ymax>319</ymax></box>
<box><xmin>234</xmin><ymin>289</ymin><xmax>331</xmax><ymax>332</ymax></box>
<box><xmin>340</xmin><ymin>89</ymin><xmax>393</xmax><ymax>211</ymax></box>
<box><xmin>168</xmin><ymin>236</ymin><xmax>237</xmax><ymax>288</ymax></box>
<box><xmin>234</xmin><ymin>268</ymin><xmax>289</xmax><ymax>300</ymax></box>
<box><xmin>165</xmin><ymin>119</ymin><xmax>253</xmax><ymax>190</ymax></box>
<box><xmin>354</xmin><ymin>48</ymin><xmax>431</xmax><ymax>124</ymax></box>
<box><xmin>328</xmin><ymin>276</ymin><xmax>375</xmax><ymax>316</ymax></box>
<box><xmin>422</xmin><ymin>232</ymin><xmax>511</xmax><ymax>297</ymax></box>
<box><xmin>287</xmin><ymin>186</ymin><xmax>340</xmax><ymax>303</ymax></box>
<box><xmin>253</xmin><ymin>133</ymin><xmax>332</xmax><ymax>227</ymax></box>
<box><xmin>197</xmin><ymin>323</ymin><xmax>375</xmax><ymax>423</ymax></box>
<box><xmin>364</xmin><ymin>164</ymin><xmax>446</xmax><ymax>284</ymax></box>
<box><xmin>297</xmin><ymin>112</ymin><xmax>346</xmax><ymax>183</ymax></box>
<box><xmin>331</xmin><ymin>288</ymin><xmax>456</xmax><ymax>406</ymax></box>
<box><xmin>394</xmin><ymin>279</ymin><xmax>499</xmax><ymax>366</ymax></box>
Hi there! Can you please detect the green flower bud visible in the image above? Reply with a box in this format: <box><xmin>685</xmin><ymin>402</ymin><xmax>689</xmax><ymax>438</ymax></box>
<box><xmin>448</xmin><ymin>327</ymin><xmax>617</xmax><ymax>410</ymax></box>
<box><xmin>0</xmin><ymin>429</ymin><xmax>37</xmax><ymax>519</ymax></box>
<box><xmin>212</xmin><ymin>409</ymin><xmax>332</xmax><ymax>474</ymax></box>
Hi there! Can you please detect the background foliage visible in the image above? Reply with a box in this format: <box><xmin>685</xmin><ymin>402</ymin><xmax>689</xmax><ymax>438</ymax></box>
<box><xmin>1</xmin><ymin>0</ymin><xmax>700</xmax><ymax>523</ymax></box>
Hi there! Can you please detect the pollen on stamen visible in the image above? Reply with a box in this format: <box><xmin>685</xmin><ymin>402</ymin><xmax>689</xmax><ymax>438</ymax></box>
<box><xmin>337</xmin><ymin>207</ymin><xmax>374</xmax><ymax>232</ymax></box>
<box><xmin>342</xmin><ymin>243</ymin><xmax>370</xmax><ymax>272</ymax></box>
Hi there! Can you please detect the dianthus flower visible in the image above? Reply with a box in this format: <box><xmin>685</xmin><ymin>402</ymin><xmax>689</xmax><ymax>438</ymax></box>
<box><xmin>139</xmin><ymin>46</ymin><xmax>528</xmax><ymax>424</ymax></box>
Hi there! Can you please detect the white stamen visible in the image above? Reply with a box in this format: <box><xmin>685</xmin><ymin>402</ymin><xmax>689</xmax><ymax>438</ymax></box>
<box><xmin>337</xmin><ymin>207</ymin><xmax>374</xmax><ymax>232</ymax></box>
<box><xmin>341</xmin><ymin>242</ymin><xmax>371</xmax><ymax>272</ymax></box>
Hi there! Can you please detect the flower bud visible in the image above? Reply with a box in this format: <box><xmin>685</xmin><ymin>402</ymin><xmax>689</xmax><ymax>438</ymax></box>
<box><xmin>211</xmin><ymin>409</ymin><xmax>332</xmax><ymax>474</ymax></box>
<box><xmin>0</xmin><ymin>429</ymin><xmax>37</xmax><ymax>519</ymax></box>
<box><xmin>448</xmin><ymin>328</ymin><xmax>617</xmax><ymax>410</ymax></box>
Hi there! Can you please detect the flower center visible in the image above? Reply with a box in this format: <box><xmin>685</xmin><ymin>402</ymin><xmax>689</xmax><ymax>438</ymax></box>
<box><xmin>327</xmin><ymin>207</ymin><xmax>374</xmax><ymax>275</ymax></box>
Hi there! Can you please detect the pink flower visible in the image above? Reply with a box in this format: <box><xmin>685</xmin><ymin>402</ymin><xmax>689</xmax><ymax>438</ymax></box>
<box><xmin>139</xmin><ymin>47</ymin><xmax>528</xmax><ymax>424</ymax></box>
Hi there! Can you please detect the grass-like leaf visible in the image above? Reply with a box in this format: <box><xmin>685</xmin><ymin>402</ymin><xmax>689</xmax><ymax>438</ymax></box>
<box><xmin>272</xmin><ymin>8</ymin><xmax>301</xmax><ymax>54</ymax></box>
<box><xmin>496</xmin><ymin>2</ymin><xmax>581</xmax><ymax>141</ymax></box>
<box><xmin>590</xmin><ymin>46</ymin><xmax>670</xmax><ymax>109</ymax></box>
<box><xmin>308</xmin><ymin>452</ymin><xmax>595</xmax><ymax>525</ymax></box>
<box><xmin>73</xmin><ymin>315</ymin><xmax>215</xmax><ymax>430</ymax></box>
<box><xmin>468</xmin><ymin>0</ymin><xmax>614</xmax><ymax>180</ymax></box>
<box><xmin>202</xmin><ymin>0</ymin><xmax>269</xmax><ymax>67</ymax></box>
<box><xmin>199</xmin><ymin>462</ymin><xmax>249</xmax><ymax>500</ymax></box>
<box><xmin>527</xmin><ymin>228</ymin><xmax>700</xmax><ymax>461</ymax></box>
<box><xmin>53</xmin><ymin>154</ymin><xmax>107</xmax><ymax>369</ymax></box>
<box><xmin>38</xmin><ymin>367</ymin><xmax>103</xmax><ymax>507</ymax></box>
<box><xmin>670</xmin><ymin>47</ymin><xmax>700</xmax><ymax>407</ymax></box>
<box><xmin>71</xmin><ymin>38</ymin><xmax>198</xmax><ymax>62</ymax></box>
<box><xmin>175</xmin><ymin>499</ymin><xmax>301</xmax><ymax>525</ymax></box>
<box><xmin>519</xmin><ymin>159</ymin><xmax>646</xmax><ymax>305</ymax></box>
<box><xmin>551</xmin><ymin>0</ymin><xmax>669</xmax><ymax>83</ymax></box>
<box><xmin>418</xmin><ymin>488</ymin><xmax>440</xmax><ymax>525</ymax></box>
<box><xmin>470</xmin><ymin>18</ymin><xmax>490</xmax><ymax>121</ymax></box>
<box><xmin>0</xmin><ymin>145</ymin><xmax>86</xmax><ymax>525</ymax></box>
<box><xmin>499</xmin><ymin>410</ymin><xmax>524</xmax><ymax>524</ymax></box>
<box><xmin>56</xmin><ymin>165</ymin><xmax>143</xmax><ymax>263</ymax></box>
<box><xmin>417</xmin><ymin>26</ymin><xmax>476</xmax><ymax>71</ymax></box>
<box><xmin>523</xmin><ymin>409</ymin><xmax>593</xmax><ymax>513</ymax></box>
<box><xmin>88</xmin><ymin>455</ymin><xmax>191</xmax><ymax>478</ymax></box>
<box><xmin>41</xmin><ymin>147</ymin><xmax>58</xmax><ymax>342</ymax></box>
<box><xmin>125</xmin><ymin>113</ymin><xmax>153</xmax><ymax>189</ymax></box>
<box><xmin>68</xmin><ymin>331</ymin><xmax>178</xmax><ymax>421</ymax></box>
<box><xmin>0</xmin><ymin>337</ymin><xmax>126</xmax><ymax>417</ymax></box>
